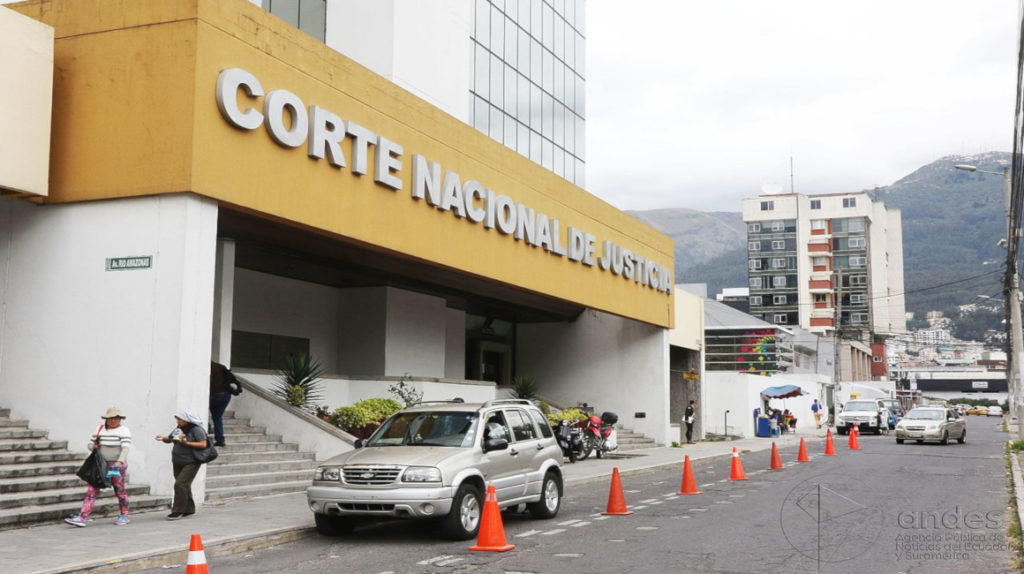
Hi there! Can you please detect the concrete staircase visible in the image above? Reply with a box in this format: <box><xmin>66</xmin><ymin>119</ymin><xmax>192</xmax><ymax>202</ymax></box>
<box><xmin>0</xmin><ymin>407</ymin><xmax>171</xmax><ymax>529</ymax></box>
<box><xmin>203</xmin><ymin>411</ymin><xmax>318</xmax><ymax>502</ymax></box>
<box><xmin>614</xmin><ymin>426</ymin><xmax>658</xmax><ymax>451</ymax></box>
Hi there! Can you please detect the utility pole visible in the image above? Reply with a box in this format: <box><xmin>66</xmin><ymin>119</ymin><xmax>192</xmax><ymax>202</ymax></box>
<box><xmin>834</xmin><ymin>268</ymin><xmax>843</xmax><ymax>395</ymax></box>
<box><xmin>1000</xmin><ymin>166</ymin><xmax>1024</xmax><ymax>438</ymax></box>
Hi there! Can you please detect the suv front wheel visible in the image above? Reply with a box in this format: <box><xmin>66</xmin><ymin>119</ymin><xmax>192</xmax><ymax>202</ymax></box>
<box><xmin>441</xmin><ymin>483</ymin><xmax>483</xmax><ymax>540</ymax></box>
<box><xmin>527</xmin><ymin>471</ymin><xmax>562</xmax><ymax>519</ymax></box>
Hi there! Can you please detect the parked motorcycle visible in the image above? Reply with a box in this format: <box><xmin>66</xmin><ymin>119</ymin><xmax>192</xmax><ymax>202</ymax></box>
<box><xmin>554</xmin><ymin>419</ymin><xmax>585</xmax><ymax>463</ymax></box>
<box><xmin>579</xmin><ymin>411</ymin><xmax>619</xmax><ymax>460</ymax></box>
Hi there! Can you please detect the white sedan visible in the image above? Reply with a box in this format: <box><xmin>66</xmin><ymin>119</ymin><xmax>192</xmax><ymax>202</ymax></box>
<box><xmin>894</xmin><ymin>407</ymin><xmax>966</xmax><ymax>445</ymax></box>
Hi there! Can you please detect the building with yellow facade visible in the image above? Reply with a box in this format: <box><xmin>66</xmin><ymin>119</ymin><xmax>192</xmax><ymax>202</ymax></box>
<box><xmin>0</xmin><ymin>0</ymin><xmax>679</xmax><ymax>502</ymax></box>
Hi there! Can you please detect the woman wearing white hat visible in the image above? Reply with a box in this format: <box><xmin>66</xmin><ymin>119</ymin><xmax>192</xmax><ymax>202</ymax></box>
<box><xmin>155</xmin><ymin>408</ymin><xmax>209</xmax><ymax>519</ymax></box>
<box><xmin>64</xmin><ymin>407</ymin><xmax>132</xmax><ymax>527</ymax></box>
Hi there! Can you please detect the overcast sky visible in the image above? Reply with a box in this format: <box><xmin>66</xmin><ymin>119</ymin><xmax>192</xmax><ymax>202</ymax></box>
<box><xmin>585</xmin><ymin>1</ymin><xmax>1018</xmax><ymax>212</ymax></box>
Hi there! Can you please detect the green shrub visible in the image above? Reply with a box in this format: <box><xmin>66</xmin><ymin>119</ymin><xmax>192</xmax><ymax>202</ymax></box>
<box><xmin>547</xmin><ymin>408</ymin><xmax>587</xmax><ymax>425</ymax></box>
<box><xmin>510</xmin><ymin>375</ymin><xmax>538</xmax><ymax>400</ymax></box>
<box><xmin>286</xmin><ymin>385</ymin><xmax>306</xmax><ymax>408</ymax></box>
<box><xmin>358</xmin><ymin>398</ymin><xmax>403</xmax><ymax>421</ymax></box>
<box><xmin>328</xmin><ymin>398</ymin><xmax>404</xmax><ymax>435</ymax></box>
<box><xmin>273</xmin><ymin>353</ymin><xmax>324</xmax><ymax>409</ymax></box>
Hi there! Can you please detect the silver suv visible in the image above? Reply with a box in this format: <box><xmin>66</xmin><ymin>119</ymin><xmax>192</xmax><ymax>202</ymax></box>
<box><xmin>307</xmin><ymin>399</ymin><xmax>564</xmax><ymax>540</ymax></box>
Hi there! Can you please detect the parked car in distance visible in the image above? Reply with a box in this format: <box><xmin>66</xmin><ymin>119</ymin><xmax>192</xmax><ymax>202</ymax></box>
<box><xmin>306</xmin><ymin>399</ymin><xmax>564</xmax><ymax>540</ymax></box>
<box><xmin>966</xmin><ymin>406</ymin><xmax>989</xmax><ymax>416</ymax></box>
<box><xmin>987</xmin><ymin>405</ymin><xmax>1004</xmax><ymax>417</ymax></box>
<box><xmin>894</xmin><ymin>407</ymin><xmax>966</xmax><ymax>445</ymax></box>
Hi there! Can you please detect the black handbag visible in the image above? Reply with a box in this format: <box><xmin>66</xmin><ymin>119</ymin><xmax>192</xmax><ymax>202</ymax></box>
<box><xmin>77</xmin><ymin>449</ymin><xmax>111</xmax><ymax>489</ymax></box>
<box><xmin>192</xmin><ymin>430</ymin><xmax>219</xmax><ymax>464</ymax></box>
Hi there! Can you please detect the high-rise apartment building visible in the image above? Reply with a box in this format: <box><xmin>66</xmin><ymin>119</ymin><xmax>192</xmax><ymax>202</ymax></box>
<box><xmin>741</xmin><ymin>192</ymin><xmax>907</xmax><ymax>338</ymax></box>
<box><xmin>256</xmin><ymin>0</ymin><xmax>586</xmax><ymax>187</ymax></box>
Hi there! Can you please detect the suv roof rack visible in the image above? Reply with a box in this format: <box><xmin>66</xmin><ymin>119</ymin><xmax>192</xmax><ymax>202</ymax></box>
<box><xmin>411</xmin><ymin>399</ymin><xmax>467</xmax><ymax>406</ymax></box>
<box><xmin>482</xmin><ymin>399</ymin><xmax>535</xmax><ymax>408</ymax></box>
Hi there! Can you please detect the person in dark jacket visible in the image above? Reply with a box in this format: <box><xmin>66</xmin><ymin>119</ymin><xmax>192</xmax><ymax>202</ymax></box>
<box><xmin>209</xmin><ymin>361</ymin><xmax>233</xmax><ymax>447</ymax></box>
<box><xmin>155</xmin><ymin>408</ymin><xmax>208</xmax><ymax>520</ymax></box>
<box><xmin>683</xmin><ymin>401</ymin><xmax>697</xmax><ymax>444</ymax></box>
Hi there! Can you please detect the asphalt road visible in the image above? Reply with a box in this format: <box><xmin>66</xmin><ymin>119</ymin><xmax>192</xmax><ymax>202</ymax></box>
<box><xmin>140</xmin><ymin>416</ymin><xmax>1017</xmax><ymax>574</ymax></box>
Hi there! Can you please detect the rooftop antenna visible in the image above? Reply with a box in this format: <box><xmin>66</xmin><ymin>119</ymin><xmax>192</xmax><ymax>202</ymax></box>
<box><xmin>789</xmin><ymin>156</ymin><xmax>795</xmax><ymax>194</ymax></box>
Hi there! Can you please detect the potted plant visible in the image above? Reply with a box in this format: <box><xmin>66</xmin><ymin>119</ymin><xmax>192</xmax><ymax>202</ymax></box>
<box><xmin>273</xmin><ymin>352</ymin><xmax>325</xmax><ymax>410</ymax></box>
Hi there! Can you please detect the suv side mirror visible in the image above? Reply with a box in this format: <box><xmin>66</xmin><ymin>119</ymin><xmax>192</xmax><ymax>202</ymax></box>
<box><xmin>483</xmin><ymin>437</ymin><xmax>509</xmax><ymax>452</ymax></box>
<box><xmin>354</xmin><ymin>438</ymin><xmax>367</xmax><ymax>449</ymax></box>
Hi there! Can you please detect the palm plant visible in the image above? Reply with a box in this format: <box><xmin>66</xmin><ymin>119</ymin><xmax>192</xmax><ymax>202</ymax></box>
<box><xmin>509</xmin><ymin>375</ymin><xmax>538</xmax><ymax>401</ymax></box>
<box><xmin>273</xmin><ymin>352</ymin><xmax>325</xmax><ymax>409</ymax></box>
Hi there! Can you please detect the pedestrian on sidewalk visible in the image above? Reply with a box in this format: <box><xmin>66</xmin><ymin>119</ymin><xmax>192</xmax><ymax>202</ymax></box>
<box><xmin>812</xmin><ymin>399</ymin><xmax>822</xmax><ymax>429</ymax></box>
<box><xmin>684</xmin><ymin>400</ymin><xmax>697</xmax><ymax>444</ymax></box>
<box><xmin>65</xmin><ymin>407</ymin><xmax>132</xmax><ymax>527</ymax></box>
<box><xmin>208</xmin><ymin>361</ymin><xmax>235</xmax><ymax>447</ymax></box>
<box><xmin>155</xmin><ymin>408</ymin><xmax>209</xmax><ymax>520</ymax></box>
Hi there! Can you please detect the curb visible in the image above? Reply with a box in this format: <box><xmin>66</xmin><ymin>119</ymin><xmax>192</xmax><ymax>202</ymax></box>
<box><xmin>33</xmin><ymin>525</ymin><xmax>317</xmax><ymax>574</ymax></box>
<box><xmin>1008</xmin><ymin>441</ymin><xmax>1024</xmax><ymax>549</ymax></box>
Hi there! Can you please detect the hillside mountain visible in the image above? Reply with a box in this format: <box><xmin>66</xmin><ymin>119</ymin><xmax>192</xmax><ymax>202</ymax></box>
<box><xmin>625</xmin><ymin>209</ymin><xmax>746</xmax><ymax>270</ymax></box>
<box><xmin>630</xmin><ymin>152</ymin><xmax>1010</xmax><ymax>320</ymax></box>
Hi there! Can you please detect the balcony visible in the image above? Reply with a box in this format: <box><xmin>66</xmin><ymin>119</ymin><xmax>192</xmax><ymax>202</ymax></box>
<box><xmin>808</xmin><ymin>279</ymin><xmax>832</xmax><ymax>292</ymax></box>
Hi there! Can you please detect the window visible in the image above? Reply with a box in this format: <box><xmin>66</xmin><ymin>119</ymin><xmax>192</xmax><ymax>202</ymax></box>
<box><xmin>873</xmin><ymin>356</ymin><xmax>883</xmax><ymax>363</ymax></box>
<box><xmin>771</xmin><ymin>240</ymin><xmax>785</xmax><ymax>250</ymax></box>
<box><xmin>263</xmin><ymin>0</ymin><xmax>327</xmax><ymax>42</ymax></box>
<box><xmin>843</xmin><ymin>197</ymin><xmax>857</xmax><ymax>208</ymax></box>
<box><xmin>851</xmin><ymin>312</ymin><xmax>868</xmax><ymax>324</ymax></box>
<box><xmin>850</xmin><ymin>294</ymin><xmax>866</xmax><ymax>304</ymax></box>
<box><xmin>747</xmin><ymin>223</ymin><xmax>761</xmax><ymax>232</ymax></box>
<box><xmin>505</xmin><ymin>409</ymin><xmax>537</xmax><ymax>441</ymax></box>
<box><xmin>848</xmin><ymin>218</ymin><xmax>865</xmax><ymax>232</ymax></box>
<box><xmin>749</xmin><ymin>277</ymin><xmax>763</xmax><ymax>289</ymax></box>
<box><xmin>774</xmin><ymin>314</ymin><xmax>788</xmax><ymax>324</ymax></box>
<box><xmin>528</xmin><ymin>409</ymin><xmax>554</xmax><ymax>438</ymax></box>
<box><xmin>749</xmin><ymin>259</ymin><xmax>762</xmax><ymax>270</ymax></box>
<box><xmin>761</xmin><ymin>201</ymin><xmax>774</xmax><ymax>211</ymax></box>
<box><xmin>772</xmin><ymin>258</ymin><xmax>786</xmax><ymax>269</ymax></box>
<box><xmin>814</xmin><ymin>293</ymin><xmax>828</xmax><ymax>304</ymax></box>
<box><xmin>749</xmin><ymin>296</ymin><xmax>762</xmax><ymax>306</ymax></box>
<box><xmin>810</xmin><ymin>199</ymin><xmax>821</xmax><ymax>210</ymax></box>
<box><xmin>773</xmin><ymin>295</ymin><xmax>787</xmax><ymax>305</ymax></box>
<box><xmin>850</xmin><ymin>256</ymin><xmax>867</xmax><ymax>268</ymax></box>
<box><xmin>748</xmin><ymin>241</ymin><xmax>761</xmax><ymax>251</ymax></box>
<box><xmin>773</xmin><ymin>276</ymin><xmax>787</xmax><ymax>288</ymax></box>
<box><xmin>848</xmin><ymin>237</ymin><xmax>866</xmax><ymax>248</ymax></box>
<box><xmin>771</xmin><ymin>221</ymin><xmax>785</xmax><ymax>232</ymax></box>
<box><xmin>811</xmin><ymin>219</ymin><xmax>827</xmax><ymax>230</ymax></box>
<box><xmin>850</xmin><ymin>275</ymin><xmax>868</xmax><ymax>286</ymax></box>
<box><xmin>812</xmin><ymin>256</ymin><xmax>828</xmax><ymax>267</ymax></box>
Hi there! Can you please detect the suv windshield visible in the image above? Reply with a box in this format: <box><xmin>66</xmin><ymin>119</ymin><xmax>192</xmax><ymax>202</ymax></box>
<box><xmin>367</xmin><ymin>411</ymin><xmax>479</xmax><ymax>447</ymax></box>
<box><xmin>904</xmin><ymin>410</ymin><xmax>943</xmax><ymax>421</ymax></box>
<box><xmin>844</xmin><ymin>401</ymin><xmax>877</xmax><ymax>411</ymax></box>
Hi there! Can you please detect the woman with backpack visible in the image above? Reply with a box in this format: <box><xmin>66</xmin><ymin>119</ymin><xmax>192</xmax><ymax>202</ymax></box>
<box><xmin>155</xmin><ymin>408</ymin><xmax>209</xmax><ymax>520</ymax></box>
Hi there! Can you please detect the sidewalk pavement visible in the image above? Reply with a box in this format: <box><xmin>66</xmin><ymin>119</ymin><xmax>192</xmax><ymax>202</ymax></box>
<box><xmin>1</xmin><ymin>429</ymin><xmax>828</xmax><ymax>574</ymax></box>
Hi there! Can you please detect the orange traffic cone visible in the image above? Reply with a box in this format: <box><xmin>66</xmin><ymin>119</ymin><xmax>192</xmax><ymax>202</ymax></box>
<box><xmin>469</xmin><ymin>484</ymin><xmax>515</xmax><ymax>552</ymax></box>
<box><xmin>601</xmin><ymin>467</ymin><xmax>634</xmax><ymax>515</ymax></box>
<box><xmin>770</xmin><ymin>442</ymin><xmax>784</xmax><ymax>470</ymax></box>
<box><xmin>797</xmin><ymin>437</ymin><xmax>810</xmax><ymax>462</ymax></box>
<box><xmin>729</xmin><ymin>447</ymin><xmax>748</xmax><ymax>480</ymax></box>
<box><xmin>824</xmin><ymin>429</ymin><xmax>837</xmax><ymax>456</ymax></box>
<box><xmin>678</xmin><ymin>455</ymin><xmax>700</xmax><ymax>494</ymax></box>
<box><xmin>185</xmin><ymin>534</ymin><xmax>209</xmax><ymax>574</ymax></box>
<box><xmin>848</xmin><ymin>426</ymin><xmax>861</xmax><ymax>450</ymax></box>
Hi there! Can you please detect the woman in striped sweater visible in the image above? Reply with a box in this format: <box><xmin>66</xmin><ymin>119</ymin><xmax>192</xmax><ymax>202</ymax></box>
<box><xmin>64</xmin><ymin>407</ymin><xmax>132</xmax><ymax>527</ymax></box>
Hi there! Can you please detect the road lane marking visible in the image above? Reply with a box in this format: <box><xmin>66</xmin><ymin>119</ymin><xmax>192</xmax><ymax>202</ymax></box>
<box><xmin>636</xmin><ymin>526</ymin><xmax>659</xmax><ymax>530</ymax></box>
<box><xmin>649</xmin><ymin>501</ymin><xmax>664</xmax><ymax>505</ymax></box>
<box><xmin>593</xmin><ymin>515</ymin><xmax>611</xmax><ymax>521</ymax></box>
<box><xmin>633</xmin><ymin>505</ymin><xmax>648</xmax><ymax>510</ymax></box>
<box><xmin>418</xmin><ymin>556</ymin><xmax>453</xmax><ymax>565</ymax></box>
<box><xmin>554</xmin><ymin>554</ymin><xmax>583</xmax><ymax>558</ymax></box>
<box><xmin>558</xmin><ymin>519</ymin><xmax>582</xmax><ymax>526</ymax></box>
<box><xmin>571</xmin><ymin>521</ymin><xmax>590</xmax><ymax>527</ymax></box>
<box><xmin>699</xmin><ymin>483</ymin><xmax>713</xmax><ymax>488</ymax></box>
<box><xmin>542</xmin><ymin>529</ymin><xmax>566</xmax><ymax>536</ymax></box>
<box><xmin>690</xmin><ymin>508</ymin><xmax>707</xmax><ymax>512</ymax></box>
<box><xmin>516</xmin><ymin>530</ymin><xmax>542</xmax><ymax>537</ymax></box>
<box><xmin>641</xmin><ymin>498</ymin><xmax>659</xmax><ymax>503</ymax></box>
<box><xmin>436</xmin><ymin>558</ymin><xmax>464</xmax><ymax>567</ymax></box>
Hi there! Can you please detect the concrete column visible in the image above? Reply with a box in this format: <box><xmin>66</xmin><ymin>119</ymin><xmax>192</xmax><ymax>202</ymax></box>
<box><xmin>211</xmin><ymin>238</ymin><xmax>235</xmax><ymax>366</ymax></box>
